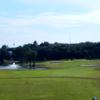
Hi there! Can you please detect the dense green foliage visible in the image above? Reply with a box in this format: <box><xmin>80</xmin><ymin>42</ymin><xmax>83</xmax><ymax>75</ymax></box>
<box><xmin>0</xmin><ymin>41</ymin><xmax>100</xmax><ymax>65</ymax></box>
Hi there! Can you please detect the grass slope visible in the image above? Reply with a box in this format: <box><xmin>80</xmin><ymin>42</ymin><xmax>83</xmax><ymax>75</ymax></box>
<box><xmin>0</xmin><ymin>60</ymin><xmax>100</xmax><ymax>100</ymax></box>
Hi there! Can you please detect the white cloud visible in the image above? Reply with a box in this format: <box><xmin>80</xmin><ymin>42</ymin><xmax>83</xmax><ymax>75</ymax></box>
<box><xmin>0</xmin><ymin>0</ymin><xmax>100</xmax><ymax>46</ymax></box>
<box><xmin>0</xmin><ymin>9</ymin><xmax>100</xmax><ymax>46</ymax></box>
<box><xmin>0</xmin><ymin>9</ymin><xmax>100</xmax><ymax>29</ymax></box>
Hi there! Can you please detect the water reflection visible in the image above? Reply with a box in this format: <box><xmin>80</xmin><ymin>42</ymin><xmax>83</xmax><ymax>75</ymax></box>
<box><xmin>0</xmin><ymin>63</ymin><xmax>21</xmax><ymax>70</ymax></box>
<box><xmin>0</xmin><ymin>63</ymin><xmax>47</xmax><ymax>70</ymax></box>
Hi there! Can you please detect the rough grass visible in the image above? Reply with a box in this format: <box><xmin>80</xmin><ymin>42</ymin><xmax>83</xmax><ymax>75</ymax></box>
<box><xmin>0</xmin><ymin>60</ymin><xmax>100</xmax><ymax>100</ymax></box>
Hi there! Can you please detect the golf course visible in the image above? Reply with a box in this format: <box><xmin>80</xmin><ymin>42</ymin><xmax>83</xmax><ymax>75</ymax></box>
<box><xmin>0</xmin><ymin>59</ymin><xmax>100</xmax><ymax>100</ymax></box>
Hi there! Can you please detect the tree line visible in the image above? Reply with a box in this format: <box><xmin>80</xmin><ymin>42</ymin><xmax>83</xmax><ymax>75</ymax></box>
<box><xmin>0</xmin><ymin>41</ymin><xmax>100</xmax><ymax>65</ymax></box>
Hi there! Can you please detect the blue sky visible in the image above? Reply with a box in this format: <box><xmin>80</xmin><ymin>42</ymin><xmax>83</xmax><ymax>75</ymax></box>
<box><xmin>0</xmin><ymin>0</ymin><xmax>100</xmax><ymax>47</ymax></box>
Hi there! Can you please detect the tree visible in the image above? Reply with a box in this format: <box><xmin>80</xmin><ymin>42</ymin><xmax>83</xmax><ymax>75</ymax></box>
<box><xmin>0</xmin><ymin>45</ymin><xmax>9</xmax><ymax>64</ymax></box>
<box><xmin>22</xmin><ymin>46</ymin><xmax>36</xmax><ymax>68</ymax></box>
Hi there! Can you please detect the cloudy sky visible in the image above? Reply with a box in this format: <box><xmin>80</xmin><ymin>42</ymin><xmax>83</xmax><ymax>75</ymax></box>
<box><xmin>0</xmin><ymin>0</ymin><xmax>100</xmax><ymax>47</ymax></box>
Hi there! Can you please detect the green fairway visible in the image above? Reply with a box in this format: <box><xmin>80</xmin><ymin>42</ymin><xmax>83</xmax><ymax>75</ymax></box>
<box><xmin>0</xmin><ymin>78</ymin><xmax>100</xmax><ymax>100</ymax></box>
<box><xmin>0</xmin><ymin>60</ymin><xmax>100</xmax><ymax>100</ymax></box>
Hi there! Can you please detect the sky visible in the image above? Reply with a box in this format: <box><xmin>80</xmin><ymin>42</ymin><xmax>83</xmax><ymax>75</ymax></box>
<box><xmin>0</xmin><ymin>0</ymin><xmax>100</xmax><ymax>47</ymax></box>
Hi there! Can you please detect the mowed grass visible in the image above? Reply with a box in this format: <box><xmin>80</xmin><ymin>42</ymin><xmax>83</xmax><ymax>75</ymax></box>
<box><xmin>0</xmin><ymin>60</ymin><xmax>100</xmax><ymax>100</ymax></box>
<box><xmin>0</xmin><ymin>78</ymin><xmax>100</xmax><ymax>100</ymax></box>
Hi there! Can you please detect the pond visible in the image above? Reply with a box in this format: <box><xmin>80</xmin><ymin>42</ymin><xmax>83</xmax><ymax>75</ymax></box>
<box><xmin>0</xmin><ymin>63</ymin><xmax>21</xmax><ymax>70</ymax></box>
<box><xmin>0</xmin><ymin>63</ymin><xmax>47</xmax><ymax>70</ymax></box>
